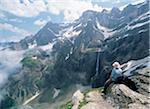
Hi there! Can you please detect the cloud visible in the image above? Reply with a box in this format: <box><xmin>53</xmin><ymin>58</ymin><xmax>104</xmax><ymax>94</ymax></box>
<box><xmin>101</xmin><ymin>0</ymin><xmax>115</xmax><ymax>2</ymax></box>
<box><xmin>34</xmin><ymin>16</ymin><xmax>51</xmax><ymax>27</ymax></box>
<box><xmin>9</xmin><ymin>18</ymin><xmax>24</xmax><ymax>23</ymax></box>
<box><xmin>0</xmin><ymin>0</ymin><xmax>103</xmax><ymax>22</ymax></box>
<box><xmin>46</xmin><ymin>0</ymin><xmax>103</xmax><ymax>22</ymax></box>
<box><xmin>0</xmin><ymin>35</ymin><xmax>24</xmax><ymax>42</ymax></box>
<box><xmin>0</xmin><ymin>23</ymin><xmax>31</xmax><ymax>42</ymax></box>
<box><xmin>0</xmin><ymin>0</ymin><xmax>144</xmax><ymax>21</ymax></box>
<box><xmin>0</xmin><ymin>11</ymin><xmax>5</xmax><ymax>18</ymax></box>
<box><xmin>0</xmin><ymin>48</ymin><xmax>24</xmax><ymax>102</ymax></box>
<box><xmin>34</xmin><ymin>19</ymin><xmax>47</xmax><ymax>26</ymax></box>
<box><xmin>0</xmin><ymin>0</ymin><xmax>47</xmax><ymax>17</ymax></box>
<box><xmin>0</xmin><ymin>0</ymin><xmax>146</xmax><ymax>22</ymax></box>
<box><xmin>0</xmin><ymin>49</ymin><xmax>24</xmax><ymax>86</ymax></box>
<box><xmin>0</xmin><ymin>73</ymin><xmax>7</xmax><ymax>86</ymax></box>
<box><xmin>0</xmin><ymin>23</ymin><xmax>30</xmax><ymax>36</ymax></box>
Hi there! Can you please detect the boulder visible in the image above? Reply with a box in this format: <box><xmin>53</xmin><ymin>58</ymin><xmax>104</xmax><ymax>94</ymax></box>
<box><xmin>72</xmin><ymin>90</ymin><xmax>84</xmax><ymax>109</ymax></box>
<box><xmin>81</xmin><ymin>90</ymin><xmax>114</xmax><ymax>109</ymax></box>
<box><xmin>130</xmin><ymin>68</ymin><xmax>150</xmax><ymax>96</ymax></box>
<box><xmin>106</xmin><ymin>84</ymin><xmax>150</xmax><ymax>109</ymax></box>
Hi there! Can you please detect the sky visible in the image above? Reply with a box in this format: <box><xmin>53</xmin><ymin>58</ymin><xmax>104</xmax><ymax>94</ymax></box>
<box><xmin>0</xmin><ymin>0</ymin><xmax>145</xmax><ymax>42</ymax></box>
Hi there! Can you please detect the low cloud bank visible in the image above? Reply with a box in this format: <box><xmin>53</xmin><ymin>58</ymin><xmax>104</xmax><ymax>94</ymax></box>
<box><xmin>0</xmin><ymin>47</ymin><xmax>25</xmax><ymax>102</ymax></box>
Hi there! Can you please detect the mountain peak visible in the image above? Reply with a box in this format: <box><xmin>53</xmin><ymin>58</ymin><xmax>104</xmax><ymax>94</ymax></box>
<box><xmin>81</xmin><ymin>10</ymin><xmax>97</xmax><ymax>19</ymax></box>
<box><xmin>101</xmin><ymin>9</ymin><xmax>109</xmax><ymax>13</ymax></box>
<box><xmin>111</xmin><ymin>7</ymin><xmax>121</xmax><ymax>13</ymax></box>
<box><xmin>110</xmin><ymin>7</ymin><xmax>121</xmax><ymax>18</ymax></box>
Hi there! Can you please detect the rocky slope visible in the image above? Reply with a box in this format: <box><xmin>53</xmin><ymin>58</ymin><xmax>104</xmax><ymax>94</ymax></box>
<box><xmin>61</xmin><ymin>57</ymin><xmax>150</xmax><ymax>109</ymax></box>
<box><xmin>0</xmin><ymin>1</ymin><xmax>149</xmax><ymax>109</ymax></box>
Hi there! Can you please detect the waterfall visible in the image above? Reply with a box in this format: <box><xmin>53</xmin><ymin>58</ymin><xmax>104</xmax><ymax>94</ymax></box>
<box><xmin>95</xmin><ymin>52</ymin><xmax>100</xmax><ymax>76</ymax></box>
<box><xmin>91</xmin><ymin>51</ymin><xmax>100</xmax><ymax>84</ymax></box>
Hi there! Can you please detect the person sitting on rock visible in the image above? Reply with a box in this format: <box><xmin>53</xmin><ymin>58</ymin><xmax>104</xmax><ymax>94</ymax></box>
<box><xmin>103</xmin><ymin>61</ymin><xmax>137</xmax><ymax>94</ymax></box>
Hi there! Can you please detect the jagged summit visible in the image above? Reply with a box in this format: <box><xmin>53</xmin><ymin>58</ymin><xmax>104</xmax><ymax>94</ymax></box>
<box><xmin>9</xmin><ymin>1</ymin><xmax>148</xmax><ymax>50</ymax></box>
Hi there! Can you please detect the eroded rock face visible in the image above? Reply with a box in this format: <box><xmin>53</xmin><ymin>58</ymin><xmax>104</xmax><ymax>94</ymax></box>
<box><xmin>106</xmin><ymin>84</ymin><xmax>150</xmax><ymax>109</ymax></box>
<box><xmin>72</xmin><ymin>90</ymin><xmax>84</xmax><ymax>109</ymax></box>
<box><xmin>102</xmin><ymin>65</ymin><xmax>150</xmax><ymax>109</ymax></box>
<box><xmin>81</xmin><ymin>90</ymin><xmax>114</xmax><ymax>109</ymax></box>
<box><xmin>71</xmin><ymin>89</ymin><xmax>114</xmax><ymax>109</ymax></box>
<box><xmin>68</xmin><ymin>66</ymin><xmax>150</xmax><ymax>109</ymax></box>
<box><xmin>130</xmin><ymin>68</ymin><xmax>150</xmax><ymax>96</ymax></box>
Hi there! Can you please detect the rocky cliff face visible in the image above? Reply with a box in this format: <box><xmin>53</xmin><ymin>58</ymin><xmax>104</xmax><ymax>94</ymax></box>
<box><xmin>61</xmin><ymin>57</ymin><xmax>150</xmax><ymax>109</ymax></box>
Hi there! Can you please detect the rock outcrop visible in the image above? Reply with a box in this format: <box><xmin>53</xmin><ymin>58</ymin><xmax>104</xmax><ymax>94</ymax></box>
<box><xmin>81</xmin><ymin>90</ymin><xmax>114</xmax><ymax>109</ymax></box>
<box><xmin>62</xmin><ymin>65</ymin><xmax>150</xmax><ymax>109</ymax></box>
<box><xmin>106</xmin><ymin>84</ymin><xmax>150</xmax><ymax>109</ymax></box>
<box><xmin>72</xmin><ymin>90</ymin><xmax>84</xmax><ymax>109</ymax></box>
<box><xmin>130</xmin><ymin>67</ymin><xmax>150</xmax><ymax>96</ymax></box>
<box><xmin>70</xmin><ymin>89</ymin><xmax>114</xmax><ymax>109</ymax></box>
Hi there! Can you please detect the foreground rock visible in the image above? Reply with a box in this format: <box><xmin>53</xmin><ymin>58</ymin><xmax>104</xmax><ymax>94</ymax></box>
<box><xmin>106</xmin><ymin>84</ymin><xmax>150</xmax><ymax>109</ymax></box>
<box><xmin>81</xmin><ymin>90</ymin><xmax>114</xmax><ymax>109</ymax></box>
<box><xmin>70</xmin><ymin>89</ymin><xmax>114</xmax><ymax>109</ymax></box>
<box><xmin>61</xmin><ymin>59</ymin><xmax>150</xmax><ymax>109</ymax></box>
<box><xmin>130</xmin><ymin>67</ymin><xmax>150</xmax><ymax>96</ymax></box>
<box><xmin>105</xmin><ymin>67</ymin><xmax>150</xmax><ymax>109</ymax></box>
<box><xmin>72</xmin><ymin>90</ymin><xmax>84</xmax><ymax>109</ymax></box>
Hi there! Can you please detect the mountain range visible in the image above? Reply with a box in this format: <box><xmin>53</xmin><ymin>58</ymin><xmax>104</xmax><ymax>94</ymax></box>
<box><xmin>0</xmin><ymin>1</ymin><xmax>149</xmax><ymax>109</ymax></box>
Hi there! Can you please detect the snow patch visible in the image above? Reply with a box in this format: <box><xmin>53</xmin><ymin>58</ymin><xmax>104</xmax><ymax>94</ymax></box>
<box><xmin>31</xmin><ymin>56</ymin><xmax>37</xmax><ymax>60</ymax></box>
<box><xmin>63</xmin><ymin>26</ymin><xmax>82</xmax><ymax>38</ymax></box>
<box><xmin>131</xmin><ymin>11</ymin><xmax>150</xmax><ymax>24</ymax></box>
<box><xmin>39</xmin><ymin>42</ymin><xmax>55</xmax><ymax>51</ymax></box>
<box><xmin>23</xmin><ymin>92</ymin><xmax>41</xmax><ymax>105</ymax></box>
<box><xmin>74</xmin><ymin>23</ymin><xmax>82</xmax><ymax>29</ymax></box>
<box><xmin>123</xmin><ymin>34</ymin><xmax>129</xmax><ymax>38</ymax></box>
<box><xmin>53</xmin><ymin>88</ymin><xmax>60</xmax><ymax>99</ymax></box>
<box><xmin>128</xmin><ymin>20</ymin><xmax>150</xmax><ymax>30</ymax></box>
<box><xmin>0</xmin><ymin>49</ymin><xmax>24</xmax><ymax>86</ymax></box>
<box><xmin>138</xmin><ymin>29</ymin><xmax>148</xmax><ymax>33</ymax></box>
<box><xmin>123</xmin><ymin>56</ymin><xmax>149</xmax><ymax>76</ymax></box>
<box><xmin>28</xmin><ymin>40</ymin><xmax>37</xmax><ymax>49</ymax></box>
<box><xmin>96</xmin><ymin>19</ymin><xmax>114</xmax><ymax>39</ymax></box>
<box><xmin>65</xmin><ymin>54</ymin><xmax>70</xmax><ymax>60</ymax></box>
<box><xmin>70</xmin><ymin>47</ymin><xmax>73</xmax><ymax>54</ymax></box>
<box><xmin>47</xmin><ymin>28</ymin><xmax>59</xmax><ymax>37</ymax></box>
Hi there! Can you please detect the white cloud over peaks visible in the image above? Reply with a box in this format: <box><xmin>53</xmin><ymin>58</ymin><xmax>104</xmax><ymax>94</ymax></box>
<box><xmin>0</xmin><ymin>0</ymin><xmax>103</xmax><ymax>22</ymax></box>
<box><xmin>0</xmin><ymin>49</ymin><xmax>24</xmax><ymax>87</ymax></box>
<box><xmin>46</xmin><ymin>0</ymin><xmax>103</xmax><ymax>22</ymax></box>
<box><xmin>0</xmin><ymin>23</ymin><xmax>30</xmax><ymax>36</ymax></box>
<box><xmin>0</xmin><ymin>0</ymin><xmax>146</xmax><ymax>22</ymax></box>
<box><xmin>34</xmin><ymin>16</ymin><xmax>51</xmax><ymax>26</ymax></box>
<box><xmin>0</xmin><ymin>23</ymin><xmax>30</xmax><ymax>42</ymax></box>
<box><xmin>0</xmin><ymin>0</ymin><xmax>46</xmax><ymax>17</ymax></box>
<box><xmin>34</xmin><ymin>19</ymin><xmax>47</xmax><ymax>26</ymax></box>
<box><xmin>0</xmin><ymin>12</ymin><xmax>5</xmax><ymax>18</ymax></box>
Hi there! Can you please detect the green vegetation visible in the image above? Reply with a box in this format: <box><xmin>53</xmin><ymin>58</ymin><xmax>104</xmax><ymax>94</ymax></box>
<box><xmin>78</xmin><ymin>99</ymin><xmax>88</xmax><ymax>109</ymax></box>
<box><xmin>59</xmin><ymin>101</ymin><xmax>73</xmax><ymax>109</ymax></box>
<box><xmin>35</xmin><ymin>78</ymin><xmax>45</xmax><ymax>88</ymax></box>
<box><xmin>59</xmin><ymin>87</ymin><xmax>104</xmax><ymax>109</ymax></box>
<box><xmin>21</xmin><ymin>57</ymin><xmax>42</xmax><ymax>70</ymax></box>
<box><xmin>78</xmin><ymin>87</ymin><xmax>104</xmax><ymax>109</ymax></box>
<box><xmin>83</xmin><ymin>87</ymin><xmax>103</xmax><ymax>96</ymax></box>
<box><xmin>0</xmin><ymin>95</ymin><xmax>16</xmax><ymax>109</ymax></box>
<box><xmin>46</xmin><ymin>63</ymin><xmax>54</xmax><ymax>72</ymax></box>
